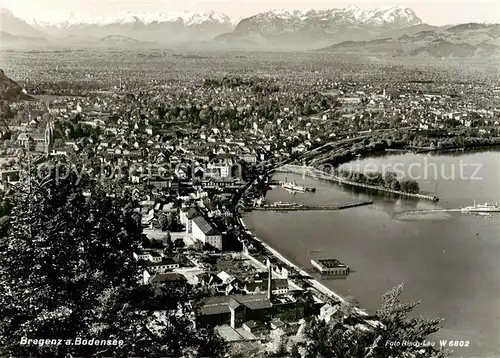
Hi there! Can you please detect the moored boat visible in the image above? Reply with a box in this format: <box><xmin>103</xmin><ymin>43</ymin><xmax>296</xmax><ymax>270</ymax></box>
<box><xmin>282</xmin><ymin>181</ymin><xmax>306</xmax><ymax>192</ymax></box>
<box><xmin>461</xmin><ymin>201</ymin><xmax>500</xmax><ymax>213</ymax></box>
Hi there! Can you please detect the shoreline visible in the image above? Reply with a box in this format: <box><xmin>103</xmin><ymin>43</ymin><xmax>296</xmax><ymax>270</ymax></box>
<box><xmin>233</xmin><ymin>146</ymin><xmax>500</xmax><ymax>337</ymax></box>
<box><xmin>241</xmin><ymin>174</ymin><xmax>500</xmax><ymax>357</ymax></box>
<box><xmin>275</xmin><ymin>165</ymin><xmax>439</xmax><ymax>202</ymax></box>
<box><xmin>309</xmin><ymin>142</ymin><xmax>500</xmax><ymax>167</ymax></box>
<box><xmin>387</xmin><ymin>144</ymin><xmax>500</xmax><ymax>155</ymax></box>
<box><xmin>238</xmin><ymin>216</ymin><xmax>380</xmax><ymax>328</ymax></box>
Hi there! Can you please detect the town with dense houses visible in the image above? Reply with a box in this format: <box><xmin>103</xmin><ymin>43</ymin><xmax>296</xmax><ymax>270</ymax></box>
<box><xmin>0</xmin><ymin>44</ymin><xmax>499</xmax><ymax>356</ymax></box>
<box><xmin>0</xmin><ymin>0</ymin><xmax>498</xmax><ymax>355</ymax></box>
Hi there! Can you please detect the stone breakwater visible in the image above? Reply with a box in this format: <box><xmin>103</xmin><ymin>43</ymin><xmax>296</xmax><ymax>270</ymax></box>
<box><xmin>275</xmin><ymin>165</ymin><xmax>439</xmax><ymax>202</ymax></box>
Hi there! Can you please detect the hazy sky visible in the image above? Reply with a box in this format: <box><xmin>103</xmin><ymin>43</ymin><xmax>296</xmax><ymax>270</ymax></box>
<box><xmin>1</xmin><ymin>0</ymin><xmax>499</xmax><ymax>25</ymax></box>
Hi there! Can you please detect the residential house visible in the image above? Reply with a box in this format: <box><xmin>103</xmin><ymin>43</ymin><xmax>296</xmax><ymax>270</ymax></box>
<box><xmin>0</xmin><ymin>169</ymin><xmax>20</xmax><ymax>190</ymax></box>
<box><xmin>319</xmin><ymin>303</ymin><xmax>351</xmax><ymax>324</ymax></box>
<box><xmin>144</xmin><ymin>272</ymin><xmax>187</xmax><ymax>285</ymax></box>
<box><xmin>197</xmin><ymin>293</ymin><xmax>304</xmax><ymax>329</ymax></box>
<box><xmin>242</xmin><ymin>320</ymin><xmax>265</xmax><ymax>335</ymax></box>
<box><xmin>270</xmin><ymin>318</ymin><xmax>286</xmax><ymax>330</ymax></box>
<box><xmin>180</xmin><ymin>207</ymin><xmax>200</xmax><ymax>234</ymax></box>
<box><xmin>240</xmin><ymin>153</ymin><xmax>257</xmax><ymax>164</ymax></box>
<box><xmin>192</xmin><ymin>215</ymin><xmax>222</xmax><ymax>250</ymax></box>
<box><xmin>133</xmin><ymin>249</ymin><xmax>153</xmax><ymax>261</ymax></box>
<box><xmin>205</xmin><ymin>163</ymin><xmax>232</xmax><ymax>179</ymax></box>
<box><xmin>243</xmin><ymin>279</ymin><xmax>289</xmax><ymax>296</ymax></box>
<box><xmin>146</xmin><ymin>257</ymin><xmax>180</xmax><ymax>273</ymax></box>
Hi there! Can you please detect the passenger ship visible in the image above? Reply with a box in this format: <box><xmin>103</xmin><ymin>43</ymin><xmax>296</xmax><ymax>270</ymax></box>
<box><xmin>281</xmin><ymin>181</ymin><xmax>306</xmax><ymax>192</ymax></box>
<box><xmin>461</xmin><ymin>201</ymin><xmax>500</xmax><ymax>213</ymax></box>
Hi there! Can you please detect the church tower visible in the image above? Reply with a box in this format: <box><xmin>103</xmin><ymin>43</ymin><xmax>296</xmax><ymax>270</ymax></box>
<box><xmin>44</xmin><ymin>121</ymin><xmax>54</xmax><ymax>155</ymax></box>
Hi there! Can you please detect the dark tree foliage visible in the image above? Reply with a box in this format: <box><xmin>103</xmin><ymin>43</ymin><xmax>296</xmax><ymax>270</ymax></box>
<box><xmin>158</xmin><ymin>212</ymin><xmax>171</xmax><ymax>231</ymax></box>
<box><xmin>0</xmin><ymin>163</ymin><xmax>227</xmax><ymax>357</ymax></box>
<box><xmin>163</xmin><ymin>232</ymin><xmax>174</xmax><ymax>257</ymax></box>
<box><xmin>301</xmin><ymin>284</ymin><xmax>450</xmax><ymax>358</ymax></box>
<box><xmin>336</xmin><ymin>169</ymin><xmax>420</xmax><ymax>194</ymax></box>
<box><xmin>303</xmin><ymin>318</ymin><xmax>373</xmax><ymax>358</ymax></box>
<box><xmin>369</xmin><ymin>284</ymin><xmax>446</xmax><ymax>358</ymax></box>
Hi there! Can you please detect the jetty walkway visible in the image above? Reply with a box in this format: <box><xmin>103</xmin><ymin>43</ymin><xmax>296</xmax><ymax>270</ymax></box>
<box><xmin>249</xmin><ymin>201</ymin><xmax>373</xmax><ymax>212</ymax></box>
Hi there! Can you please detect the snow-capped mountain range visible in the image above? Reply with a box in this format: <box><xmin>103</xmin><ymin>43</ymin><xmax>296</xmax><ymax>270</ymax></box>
<box><xmin>3</xmin><ymin>4</ymin><xmax>497</xmax><ymax>57</ymax></box>
<box><xmin>222</xmin><ymin>6</ymin><xmax>423</xmax><ymax>49</ymax></box>
<box><xmin>235</xmin><ymin>6</ymin><xmax>422</xmax><ymax>37</ymax></box>
<box><xmin>1</xmin><ymin>7</ymin><xmax>237</xmax><ymax>44</ymax></box>
<box><xmin>28</xmin><ymin>10</ymin><xmax>237</xmax><ymax>29</ymax></box>
<box><xmin>1</xmin><ymin>5</ymin><xmax>421</xmax><ymax>45</ymax></box>
<box><xmin>20</xmin><ymin>6</ymin><xmax>420</xmax><ymax>32</ymax></box>
<box><xmin>236</xmin><ymin>6</ymin><xmax>422</xmax><ymax>29</ymax></box>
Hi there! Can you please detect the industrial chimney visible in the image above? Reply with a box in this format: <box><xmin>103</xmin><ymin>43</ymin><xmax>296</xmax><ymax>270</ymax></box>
<box><xmin>267</xmin><ymin>259</ymin><xmax>272</xmax><ymax>300</ymax></box>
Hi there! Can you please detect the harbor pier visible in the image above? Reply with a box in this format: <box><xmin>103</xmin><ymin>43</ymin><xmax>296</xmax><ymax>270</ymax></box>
<box><xmin>249</xmin><ymin>201</ymin><xmax>373</xmax><ymax>212</ymax></box>
<box><xmin>276</xmin><ymin>165</ymin><xmax>439</xmax><ymax>202</ymax></box>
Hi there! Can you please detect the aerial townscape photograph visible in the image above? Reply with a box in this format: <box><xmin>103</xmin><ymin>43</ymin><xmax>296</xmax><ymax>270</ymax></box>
<box><xmin>0</xmin><ymin>0</ymin><xmax>499</xmax><ymax>357</ymax></box>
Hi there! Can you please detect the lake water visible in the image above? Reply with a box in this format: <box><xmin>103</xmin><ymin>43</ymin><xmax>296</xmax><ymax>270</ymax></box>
<box><xmin>244</xmin><ymin>150</ymin><xmax>500</xmax><ymax>357</ymax></box>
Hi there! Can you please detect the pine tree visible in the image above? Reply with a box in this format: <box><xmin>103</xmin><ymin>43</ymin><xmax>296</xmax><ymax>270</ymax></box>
<box><xmin>370</xmin><ymin>283</ymin><xmax>446</xmax><ymax>358</ymax></box>
<box><xmin>300</xmin><ymin>284</ymin><xmax>450</xmax><ymax>358</ymax></box>
<box><xmin>0</xmin><ymin>162</ymin><xmax>226</xmax><ymax>357</ymax></box>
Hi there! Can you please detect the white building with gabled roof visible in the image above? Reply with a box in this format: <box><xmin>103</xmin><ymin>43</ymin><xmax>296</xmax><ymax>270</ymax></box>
<box><xmin>192</xmin><ymin>215</ymin><xmax>222</xmax><ymax>250</ymax></box>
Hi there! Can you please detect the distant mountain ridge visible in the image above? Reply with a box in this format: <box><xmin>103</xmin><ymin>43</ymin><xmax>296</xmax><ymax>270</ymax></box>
<box><xmin>318</xmin><ymin>23</ymin><xmax>500</xmax><ymax>59</ymax></box>
<box><xmin>97</xmin><ymin>35</ymin><xmax>157</xmax><ymax>48</ymax></box>
<box><xmin>0</xmin><ymin>69</ymin><xmax>31</xmax><ymax>101</ymax></box>
<box><xmin>1</xmin><ymin>8</ymin><xmax>236</xmax><ymax>45</ymax></box>
<box><xmin>1</xmin><ymin>6</ymin><xmax>499</xmax><ymax>59</ymax></box>
<box><xmin>215</xmin><ymin>6</ymin><xmax>423</xmax><ymax>50</ymax></box>
<box><xmin>234</xmin><ymin>6</ymin><xmax>422</xmax><ymax>32</ymax></box>
<box><xmin>28</xmin><ymin>10</ymin><xmax>236</xmax><ymax>28</ymax></box>
<box><xmin>0</xmin><ymin>8</ymin><xmax>45</xmax><ymax>38</ymax></box>
<box><xmin>0</xmin><ymin>31</ymin><xmax>48</xmax><ymax>47</ymax></box>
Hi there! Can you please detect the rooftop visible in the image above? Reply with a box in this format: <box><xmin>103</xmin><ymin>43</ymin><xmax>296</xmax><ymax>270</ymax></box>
<box><xmin>243</xmin><ymin>320</ymin><xmax>260</xmax><ymax>329</ymax></box>
<box><xmin>186</xmin><ymin>207</ymin><xmax>200</xmax><ymax>219</ymax></box>
<box><xmin>192</xmin><ymin>215</ymin><xmax>221</xmax><ymax>236</ymax></box>
<box><xmin>148</xmin><ymin>272</ymin><xmax>186</xmax><ymax>284</ymax></box>
<box><xmin>244</xmin><ymin>279</ymin><xmax>289</xmax><ymax>292</ymax></box>
<box><xmin>315</xmin><ymin>258</ymin><xmax>348</xmax><ymax>268</ymax></box>
<box><xmin>200</xmin><ymin>293</ymin><xmax>273</xmax><ymax>316</ymax></box>
<box><xmin>215</xmin><ymin>325</ymin><xmax>245</xmax><ymax>342</ymax></box>
<box><xmin>147</xmin><ymin>258</ymin><xmax>178</xmax><ymax>267</ymax></box>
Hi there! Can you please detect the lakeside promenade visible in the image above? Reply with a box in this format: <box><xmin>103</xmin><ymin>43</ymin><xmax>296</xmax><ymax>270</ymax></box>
<box><xmin>232</xmin><ymin>156</ymin><xmax>380</xmax><ymax>329</ymax></box>
<box><xmin>238</xmin><ymin>217</ymin><xmax>380</xmax><ymax>329</ymax></box>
